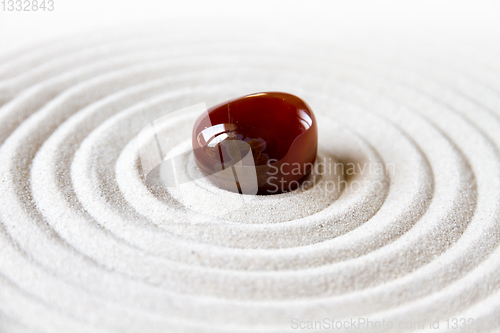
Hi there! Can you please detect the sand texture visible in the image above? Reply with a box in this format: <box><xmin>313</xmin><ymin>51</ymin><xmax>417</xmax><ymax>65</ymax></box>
<box><xmin>1</xmin><ymin>23</ymin><xmax>500</xmax><ymax>332</ymax></box>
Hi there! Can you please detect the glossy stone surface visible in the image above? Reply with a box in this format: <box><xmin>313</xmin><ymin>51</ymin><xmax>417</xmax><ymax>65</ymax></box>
<box><xmin>192</xmin><ymin>92</ymin><xmax>317</xmax><ymax>195</ymax></box>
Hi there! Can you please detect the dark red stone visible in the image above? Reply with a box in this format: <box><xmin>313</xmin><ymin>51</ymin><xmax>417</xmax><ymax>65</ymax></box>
<box><xmin>192</xmin><ymin>92</ymin><xmax>317</xmax><ymax>195</ymax></box>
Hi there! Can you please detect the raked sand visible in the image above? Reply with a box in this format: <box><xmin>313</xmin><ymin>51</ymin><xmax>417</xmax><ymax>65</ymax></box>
<box><xmin>1</xmin><ymin>23</ymin><xmax>500</xmax><ymax>332</ymax></box>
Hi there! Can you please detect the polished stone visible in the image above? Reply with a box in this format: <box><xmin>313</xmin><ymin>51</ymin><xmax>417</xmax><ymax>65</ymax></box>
<box><xmin>192</xmin><ymin>92</ymin><xmax>317</xmax><ymax>195</ymax></box>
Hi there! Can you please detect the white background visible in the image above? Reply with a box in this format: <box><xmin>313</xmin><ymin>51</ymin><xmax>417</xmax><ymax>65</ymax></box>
<box><xmin>1</xmin><ymin>0</ymin><xmax>500</xmax><ymax>49</ymax></box>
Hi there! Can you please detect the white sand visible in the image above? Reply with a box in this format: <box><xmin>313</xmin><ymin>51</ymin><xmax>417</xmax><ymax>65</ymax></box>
<box><xmin>1</xmin><ymin>20</ymin><xmax>500</xmax><ymax>333</ymax></box>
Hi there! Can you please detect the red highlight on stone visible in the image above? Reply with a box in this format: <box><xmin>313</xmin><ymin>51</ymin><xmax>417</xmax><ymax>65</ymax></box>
<box><xmin>192</xmin><ymin>92</ymin><xmax>318</xmax><ymax>195</ymax></box>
